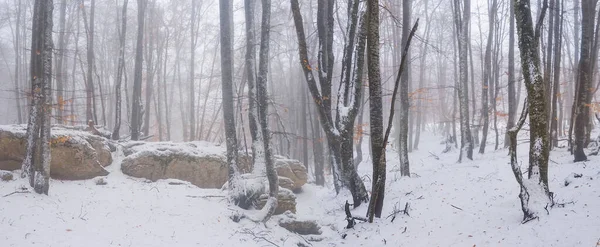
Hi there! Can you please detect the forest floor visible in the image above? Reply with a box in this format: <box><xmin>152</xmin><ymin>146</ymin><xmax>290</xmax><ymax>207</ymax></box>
<box><xmin>1</xmin><ymin>131</ymin><xmax>599</xmax><ymax>247</ymax></box>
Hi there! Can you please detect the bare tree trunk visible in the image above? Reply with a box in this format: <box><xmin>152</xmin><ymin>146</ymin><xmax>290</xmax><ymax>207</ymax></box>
<box><xmin>512</xmin><ymin>0</ymin><xmax>552</xmax><ymax>221</ymax></box>
<box><xmin>55</xmin><ymin>0</ymin><xmax>67</xmax><ymax>124</ymax></box>
<box><xmin>413</xmin><ymin>0</ymin><xmax>431</xmax><ymax>150</ymax></box>
<box><xmin>143</xmin><ymin>0</ymin><xmax>156</xmax><ymax>137</ymax></box>
<box><xmin>367</xmin><ymin>0</ymin><xmax>385</xmax><ymax>219</ymax></box>
<box><xmin>112</xmin><ymin>0</ymin><xmax>128</xmax><ymax>140</ymax></box>
<box><xmin>189</xmin><ymin>0</ymin><xmax>200</xmax><ymax>140</ymax></box>
<box><xmin>22</xmin><ymin>0</ymin><xmax>53</xmax><ymax>195</ymax></box>
<box><xmin>220</xmin><ymin>0</ymin><xmax>242</xmax><ymax>199</ymax></box>
<box><xmin>569</xmin><ymin>0</ymin><xmax>581</xmax><ymax>152</ymax></box>
<box><xmin>84</xmin><ymin>0</ymin><xmax>96</xmax><ymax>123</ymax></box>
<box><xmin>454</xmin><ymin>0</ymin><xmax>474</xmax><ymax>161</ymax></box>
<box><xmin>290</xmin><ymin>0</ymin><xmax>368</xmax><ymax>206</ymax></box>
<box><xmin>505</xmin><ymin>0</ymin><xmax>517</xmax><ymax>148</ymax></box>
<box><xmin>479</xmin><ymin>0</ymin><xmax>497</xmax><ymax>153</ymax></box>
<box><xmin>131</xmin><ymin>0</ymin><xmax>147</xmax><ymax>141</ymax></box>
<box><xmin>399</xmin><ymin>0</ymin><xmax>411</xmax><ymax>176</ymax></box>
<box><xmin>254</xmin><ymin>0</ymin><xmax>279</xmax><ymax>222</ymax></box>
<box><xmin>573</xmin><ymin>0</ymin><xmax>597</xmax><ymax>162</ymax></box>
<box><xmin>550</xmin><ymin>0</ymin><xmax>563</xmax><ymax>148</ymax></box>
<box><xmin>244</xmin><ymin>0</ymin><xmax>259</xmax><ymax>161</ymax></box>
<box><xmin>13</xmin><ymin>0</ymin><xmax>23</xmax><ymax>124</ymax></box>
<box><xmin>310</xmin><ymin>102</ymin><xmax>325</xmax><ymax>186</ymax></box>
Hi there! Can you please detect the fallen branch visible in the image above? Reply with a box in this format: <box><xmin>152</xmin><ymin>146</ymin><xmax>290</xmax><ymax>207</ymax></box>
<box><xmin>428</xmin><ymin>151</ymin><xmax>440</xmax><ymax>160</ymax></box>
<box><xmin>238</xmin><ymin>228</ymin><xmax>279</xmax><ymax>247</ymax></box>
<box><xmin>450</xmin><ymin>204</ymin><xmax>463</xmax><ymax>211</ymax></box>
<box><xmin>386</xmin><ymin>202</ymin><xmax>410</xmax><ymax>222</ymax></box>
<box><xmin>3</xmin><ymin>190</ymin><xmax>30</xmax><ymax>197</ymax></box>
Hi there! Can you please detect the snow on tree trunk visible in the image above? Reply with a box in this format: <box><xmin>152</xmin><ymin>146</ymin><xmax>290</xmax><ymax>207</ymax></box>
<box><xmin>399</xmin><ymin>0</ymin><xmax>411</xmax><ymax>176</ymax></box>
<box><xmin>254</xmin><ymin>0</ymin><xmax>279</xmax><ymax>222</ymax></box>
<box><xmin>512</xmin><ymin>0</ymin><xmax>552</xmax><ymax>222</ymax></box>
<box><xmin>112</xmin><ymin>0</ymin><xmax>128</xmax><ymax>140</ymax></box>
<box><xmin>219</xmin><ymin>0</ymin><xmax>243</xmax><ymax>204</ymax></box>
<box><xmin>505</xmin><ymin>0</ymin><xmax>516</xmax><ymax>148</ymax></box>
<box><xmin>22</xmin><ymin>0</ymin><xmax>54</xmax><ymax>195</ymax></box>
<box><xmin>453</xmin><ymin>0</ymin><xmax>474</xmax><ymax>162</ymax></box>
<box><xmin>131</xmin><ymin>0</ymin><xmax>147</xmax><ymax>141</ymax></box>
<box><xmin>289</xmin><ymin>0</ymin><xmax>368</xmax><ymax>207</ymax></box>
<box><xmin>366</xmin><ymin>0</ymin><xmax>385</xmax><ymax>220</ymax></box>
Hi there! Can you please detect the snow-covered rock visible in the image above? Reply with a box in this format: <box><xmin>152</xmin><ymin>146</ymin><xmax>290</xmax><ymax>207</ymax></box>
<box><xmin>121</xmin><ymin>142</ymin><xmax>229</xmax><ymax>189</ymax></box>
<box><xmin>279</xmin><ymin>220</ymin><xmax>321</xmax><ymax>235</ymax></box>
<box><xmin>0</xmin><ymin>125</ymin><xmax>112</xmax><ymax>180</ymax></box>
<box><xmin>0</xmin><ymin>170</ymin><xmax>13</xmax><ymax>181</ymax></box>
<box><xmin>121</xmin><ymin>141</ymin><xmax>308</xmax><ymax>192</ymax></box>
<box><xmin>274</xmin><ymin>158</ymin><xmax>307</xmax><ymax>192</ymax></box>
<box><xmin>255</xmin><ymin>189</ymin><xmax>297</xmax><ymax>215</ymax></box>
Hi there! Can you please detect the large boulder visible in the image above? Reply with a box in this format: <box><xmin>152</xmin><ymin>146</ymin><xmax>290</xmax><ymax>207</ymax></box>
<box><xmin>121</xmin><ymin>142</ymin><xmax>309</xmax><ymax>191</ymax></box>
<box><xmin>0</xmin><ymin>171</ymin><xmax>13</xmax><ymax>181</ymax></box>
<box><xmin>121</xmin><ymin>142</ymin><xmax>230</xmax><ymax>188</ymax></box>
<box><xmin>275</xmin><ymin>158</ymin><xmax>308</xmax><ymax>192</ymax></box>
<box><xmin>0</xmin><ymin>125</ymin><xmax>112</xmax><ymax>180</ymax></box>
<box><xmin>255</xmin><ymin>189</ymin><xmax>297</xmax><ymax>215</ymax></box>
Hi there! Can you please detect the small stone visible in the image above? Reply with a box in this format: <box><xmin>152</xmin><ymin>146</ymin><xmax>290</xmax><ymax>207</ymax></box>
<box><xmin>0</xmin><ymin>171</ymin><xmax>13</xmax><ymax>181</ymax></box>
<box><xmin>94</xmin><ymin>177</ymin><xmax>107</xmax><ymax>185</ymax></box>
<box><xmin>279</xmin><ymin>220</ymin><xmax>322</xmax><ymax>235</ymax></box>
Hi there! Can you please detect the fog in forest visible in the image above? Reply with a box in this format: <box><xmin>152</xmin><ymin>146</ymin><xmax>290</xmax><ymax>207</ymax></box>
<box><xmin>1</xmin><ymin>0</ymin><xmax>599</xmax><ymax>246</ymax></box>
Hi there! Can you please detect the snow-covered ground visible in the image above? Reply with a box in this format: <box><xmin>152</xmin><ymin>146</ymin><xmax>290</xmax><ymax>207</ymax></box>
<box><xmin>1</xmin><ymin>131</ymin><xmax>599</xmax><ymax>247</ymax></box>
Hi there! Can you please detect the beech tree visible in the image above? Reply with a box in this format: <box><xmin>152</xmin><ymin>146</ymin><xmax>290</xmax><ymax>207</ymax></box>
<box><xmin>22</xmin><ymin>0</ymin><xmax>53</xmax><ymax>195</ymax></box>
<box><xmin>511</xmin><ymin>0</ymin><xmax>552</xmax><ymax>222</ymax></box>
<box><xmin>131</xmin><ymin>0</ymin><xmax>147</xmax><ymax>141</ymax></box>
<box><xmin>219</xmin><ymin>0</ymin><xmax>242</xmax><ymax>202</ymax></box>
<box><xmin>289</xmin><ymin>0</ymin><xmax>369</xmax><ymax>206</ymax></box>
<box><xmin>453</xmin><ymin>0</ymin><xmax>474</xmax><ymax>162</ymax></box>
<box><xmin>112</xmin><ymin>0</ymin><xmax>129</xmax><ymax>140</ymax></box>
<box><xmin>572</xmin><ymin>0</ymin><xmax>598</xmax><ymax>162</ymax></box>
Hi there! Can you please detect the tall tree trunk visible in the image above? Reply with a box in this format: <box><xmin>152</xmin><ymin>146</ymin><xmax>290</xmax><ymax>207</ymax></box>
<box><xmin>131</xmin><ymin>0</ymin><xmax>147</xmax><ymax>141</ymax></box>
<box><xmin>569</xmin><ymin>0</ymin><xmax>581</xmax><ymax>151</ymax></box>
<box><xmin>367</xmin><ymin>0</ymin><xmax>385</xmax><ymax>220</ymax></box>
<box><xmin>84</xmin><ymin>0</ymin><xmax>96</xmax><ymax>123</ymax></box>
<box><xmin>290</xmin><ymin>0</ymin><xmax>368</xmax><ymax>206</ymax></box>
<box><xmin>244</xmin><ymin>0</ymin><xmax>259</xmax><ymax>163</ymax></box>
<box><xmin>413</xmin><ymin>0</ymin><xmax>431</xmax><ymax>150</ymax></box>
<box><xmin>573</xmin><ymin>0</ymin><xmax>597</xmax><ymax>162</ymax></box>
<box><xmin>454</xmin><ymin>0</ymin><xmax>474</xmax><ymax>161</ymax></box>
<box><xmin>13</xmin><ymin>0</ymin><xmax>23</xmax><ymax>124</ymax></box>
<box><xmin>479</xmin><ymin>0</ymin><xmax>497</xmax><ymax>153</ymax></box>
<box><xmin>220</xmin><ymin>0</ymin><xmax>242</xmax><ymax>199</ymax></box>
<box><xmin>143</xmin><ymin>1</ymin><xmax>156</xmax><ymax>137</ymax></box>
<box><xmin>55</xmin><ymin>0</ymin><xmax>67</xmax><ymax>124</ymax></box>
<box><xmin>550</xmin><ymin>0</ymin><xmax>563</xmax><ymax>148</ymax></box>
<box><xmin>189</xmin><ymin>0</ymin><xmax>199</xmax><ymax>141</ymax></box>
<box><xmin>311</xmin><ymin>103</ymin><xmax>325</xmax><ymax>186</ymax></box>
<box><xmin>255</xmin><ymin>0</ymin><xmax>279</xmax><ymax>222</ymax></box>
<box><xmin>399</xmin><ymin>0</ymin><xmax>411</xmax><ymax>176</ymax></box>
<box><xmin>112</xmin><ymin>0</ymin><xmax>128</xmax><ymax>140</ymax></box>
<box><xmin>505</xmin><ymin>0</ymin><xmax>516</xmax><ymax>148</ymax></box>
<box><xmin>22</xmin><ymin>0</ymin><xmax>53</xmax><ymax>195</ymax></box>
<box><xmin>512</xmin><ymin>0</ymin><xmax>552</xmax><ymax>221</ymax></box>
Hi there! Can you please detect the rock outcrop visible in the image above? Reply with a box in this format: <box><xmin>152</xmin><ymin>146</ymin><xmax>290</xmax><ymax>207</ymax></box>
<box><xmin>275</xmin><ymin>158</ymin><xmax>308</xmax><ymax>192</ymax></box>
<box><xmin>0</xmin><ymin>125</ymin><xmax>112</xmax><ymax>180</ymax></box>
<box><xmin>121</xmin><ymin>142</ymin><xmax>309</xmax><ymax>192</ymax></box>
<box><xmin>0</xmin><ymin>171</ymin><xmax>13</xmax><ymax>181</ymax></box>
<box><xmin>255</xmin><ymin>189</ymin><xmax>297</xmax><ymax>215</ymax></box>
